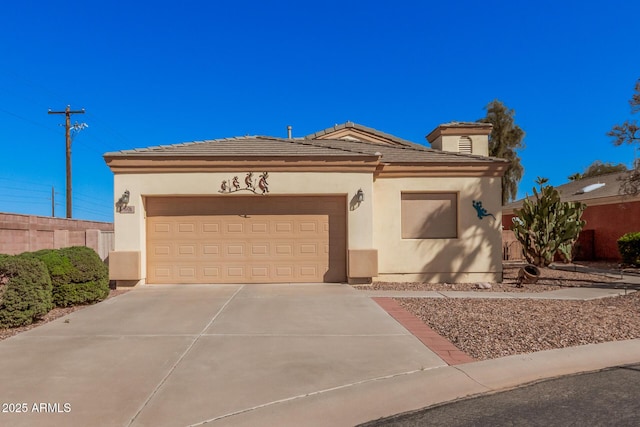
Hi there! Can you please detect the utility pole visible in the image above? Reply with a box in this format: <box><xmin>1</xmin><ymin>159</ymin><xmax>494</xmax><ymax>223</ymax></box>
<box><xmin>48</xmin><ymin>105</ymin><xmax>85</xmax><ymax>219</ymax></box>
<box><xmin>51</xmin><ymin>186</ymin><xmax>55</xmax><ymax>217</ymax></box>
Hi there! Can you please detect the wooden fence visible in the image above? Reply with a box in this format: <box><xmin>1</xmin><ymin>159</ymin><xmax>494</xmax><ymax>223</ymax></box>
<box><xmin>502</xmin><ymin>230</ymin><xmax>524</xmax><ymax>261</ymax></box>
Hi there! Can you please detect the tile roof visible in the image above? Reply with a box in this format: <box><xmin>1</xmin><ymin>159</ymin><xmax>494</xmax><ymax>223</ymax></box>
<box><xmin>104</xmin><ymin>134</ymin><xmax>507</xmax><ymax>165</ymax></box>
<box><xmin>103</xmin><ymin>136</ymin><xmax>376</xmax><ymax>158</ymax></box>
<box><xmin>304</xmin><ymin>138</ymin><xmax>507</xmax><ymax>164</ymax></box>
<box><xmin>504</xmin><ymin>171</ymin><xmax>636</xmax><ymax>210</ymax></box>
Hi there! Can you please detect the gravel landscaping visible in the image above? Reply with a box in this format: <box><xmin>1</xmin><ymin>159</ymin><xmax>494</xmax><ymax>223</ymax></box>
<box><xmin>378</xmin><ymin>264</ymin><xmax>640</xmax><ymax>361</ymax></box>
<box><xmin>399</xmin><ymin>294</ymin><xmax>640</xmax><ymax>360</ymax></box>
<box><xmin>354</xmin><ymin>265</ymin><xmax>623</xmax><ymax>293</ymax></box>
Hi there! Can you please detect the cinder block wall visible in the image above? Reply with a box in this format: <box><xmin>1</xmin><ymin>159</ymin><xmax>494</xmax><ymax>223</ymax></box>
<box><xmin>0</xmin><ymin>213</ymin><xmax>114</xmax><ymax>259</ymax></box>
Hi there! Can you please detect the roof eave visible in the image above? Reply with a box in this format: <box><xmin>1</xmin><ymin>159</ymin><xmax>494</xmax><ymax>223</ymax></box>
<box><xmin>104</xmin><ymin>156</ymin><xmax>381</xmax><ymax>174</ymax></box>
<box><xmin>375</xmin><ymin>161</ymin><xmax>509</xmax><ymax>178</ymax></box>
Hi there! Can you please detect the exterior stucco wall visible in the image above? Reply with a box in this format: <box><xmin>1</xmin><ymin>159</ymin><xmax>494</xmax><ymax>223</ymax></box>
<box><xmin>373</xmin><ymin>176</ymin><xmax>502</xmax><ymax>282</ymax></box>
<box><xmin>113</xmin><ymin>172</ymin><xmax>374</xmax><ymax>282</ymax></box>
<box><xmin>429</xmin><ymin>134</ymin><xmax>489</xmax><ymax>157</ymax></box>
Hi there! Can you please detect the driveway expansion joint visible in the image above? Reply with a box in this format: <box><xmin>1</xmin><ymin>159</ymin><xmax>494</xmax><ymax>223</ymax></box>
<box><xmin>126</xmin><ymin>285</ymin><xmax>245</xmax><ymax>426</ymax></box>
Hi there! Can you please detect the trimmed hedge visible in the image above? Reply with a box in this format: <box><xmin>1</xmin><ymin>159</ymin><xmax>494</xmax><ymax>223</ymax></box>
<box><xmin>0</xmin><ymin>256</ymin><xmax>53</xmax><ymax>328</ymax></box>
<box><xmin>28</xmin><ymin>247</ymin><xmax>109</xmax><ymax>307</ymax></box>
<box><xmin>618</xmin><ymin>232</ymin><xmax>640</xmax><ymax>266</ymax></box>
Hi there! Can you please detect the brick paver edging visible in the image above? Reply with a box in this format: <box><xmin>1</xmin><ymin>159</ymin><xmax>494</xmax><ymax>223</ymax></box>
<box><xmin>372</xmin><ymin>297</ymin><xmax>475</xmax><ymax>366</ymax></box>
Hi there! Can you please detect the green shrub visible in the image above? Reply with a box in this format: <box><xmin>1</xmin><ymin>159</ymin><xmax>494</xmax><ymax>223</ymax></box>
<box><xmin>0</xmin><ymin>256</ymin><xmax>53</xmax><ymax>328</ymax></box>
<box><xmin>29</xmin><ymin>247</ymin><xmax>109</xmax><ymax>307</ymax></box>
<box><xmin>618</xmin><ymin>232</ymin><xmax>640</xmax><ymax>266</ymax></box>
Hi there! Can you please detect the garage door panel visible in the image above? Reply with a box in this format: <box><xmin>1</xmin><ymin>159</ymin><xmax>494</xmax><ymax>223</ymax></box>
<box><xmin>152</xmin><ymin>266</ymin><xmax>172</xmax><ymax>279</ymax></box>
<box><xmin>203</xmin><ymin>266</ymin><xmax>221</xmax><ymax>278</ymax></box>
<box><xmin>152</xmin><ymin>222</ymin><xmax>172</xmax><ymax>234</ymax></box>
<box><xmin>225</xmin><ymin>244</ymin><xmax>245</xmax><ymax>257</ymax></box>
<box><xmin>274</xmin><ymin>243</ymin><xmax>294</xmax><ymax>256</ymax></box>
<box><xmin>273</xmin><ymin>221</ymin><xmax>294</xmax><ymax>235</ymax></box>
<box><xmin>250</xmin><ymin>243</ymin><xmax>270</xmax><ymax>256</ymax></box>
<box><xmin>226</xmin><ymin>266</ymin><xmax>246</xmax><ymax>278</ymax></box>
<box><xmin>150</xmin><ymin>244</ymin><xmax>172</xmax><ymax>257</ymax></box>
<box><xmin>225</xmin><ymin>222</ymin><xmax>244</xmax><ymax>234</ymax></box>
<box><xmin>177</xmin><ymin>222</ymin><xmax>196</xmax><ymax>234</ymax></box>
<box><xmin>299</xmin><ymin>265</ymin><xmax>320</xmax><ymax>278</ymax></box>
<box><xmin>250</xmin><ymin>266</ymin><xmax>269</xmax><ymax>279</ymax></box>
<box><xmin>146</xmin><ymin>196</ymin><xmax>346</xmax><ymax>284</ymax></box>
<box><xmin>251</xmin><ymin>222</ymin><xmax>268</xmax><ymax>233</ymax></box>
<box><xmin>178</xmin><ymin>267</ymin><xmax>197</xmax><ymax>278</ymax></box>
<box><xmin>202</xmin><ymin>244</ymin><xmax>221</xmax><ymax>256</ymax></box>
<box><xmin>274</xmin><ymin>265</ymin><xmax>294</xmax><ymax>279</ymax></box>
<box><xmin>177</xmin><ymin>244</ymin><xmax>197</xmax><ymax>256</ymax></box>
<box><xmin>298</xmin><ymin>243</ymin><xmax>319</xmax><ymax>256</ymax></box>
<box><xmin>202</xmin><ymin>222</ymin><xmax>221</xmax><ymax>233</ymax></box>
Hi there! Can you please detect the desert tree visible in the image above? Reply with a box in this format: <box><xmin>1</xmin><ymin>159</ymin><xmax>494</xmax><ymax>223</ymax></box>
<box><xmin>608</xmin><ymin>78</ymin><xmax>640</xmax><ymax>195</ymax></box>
<box><xmin>568</xmin><ymin>160</ymin><xmax>627</xmax><ymax>181</ymax></box>
<box><xmin>478</xmin><ymin>100</ymin><xmax>525</xmax><ymax>204</ymax></box>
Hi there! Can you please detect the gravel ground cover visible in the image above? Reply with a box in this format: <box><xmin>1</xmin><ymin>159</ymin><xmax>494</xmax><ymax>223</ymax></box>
<box><xmin>399</xmin><ymin>293</ymin><xmax>640</xmax><ymax>360</ymax></box>
<box><xmin>355</xmin><ymin>265</ymin><xmax>621</xmax><ymax>293</ymax></box>
<box><xmin>380</xmin><ymin>264</ymin><xmax>640</xmax><ymax>360</ymax></box>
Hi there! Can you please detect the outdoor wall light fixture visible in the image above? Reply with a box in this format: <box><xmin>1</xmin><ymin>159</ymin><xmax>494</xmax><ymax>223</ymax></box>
<box><xmin>356</xmin><ymin>189</ymin><xmax>365</xmax><ymax>203</ymax></box>
<box><xmin>115</xmin><ymin>190</ymin><xmax>130</xmax><ymax>212</ymax></box>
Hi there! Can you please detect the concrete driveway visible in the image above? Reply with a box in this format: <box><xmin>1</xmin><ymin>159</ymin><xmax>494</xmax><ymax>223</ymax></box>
<box><xmin>0</xmin><ymin>284</ymin><xmax>446</xmax><ymax>427</ymax></box>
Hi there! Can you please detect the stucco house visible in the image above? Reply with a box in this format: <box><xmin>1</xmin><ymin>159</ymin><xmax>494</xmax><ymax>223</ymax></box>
<box><xmin>104</xmin><ymin>121</ymin><xmax>508</xmax><ymax>286</ymax></box>
<box><xmin>503</xmin><ymin>171</ymin><xmax>640</xmax><ymax>261</ymax></box>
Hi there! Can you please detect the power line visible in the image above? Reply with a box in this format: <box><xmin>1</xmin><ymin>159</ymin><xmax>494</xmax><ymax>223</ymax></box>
<box><xmin>0</xmin><ymin>185</ymin><xmax>51</xmax><ymax>194</ymax></box>
<box><xmin>48</xmin><ymin>105</ymin><xmax>86</xmax><ymax>219</ymax></box>
<box><xmin>0</xmin><ymin>106</ymin><xmax>63</xmax><ymax>136</ymax></box>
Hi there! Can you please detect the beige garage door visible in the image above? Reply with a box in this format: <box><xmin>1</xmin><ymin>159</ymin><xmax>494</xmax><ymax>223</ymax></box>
<box><xmin>146</xmin><ymin>196</ymin><xmax>346</xmax><ymax>284</ymax></box>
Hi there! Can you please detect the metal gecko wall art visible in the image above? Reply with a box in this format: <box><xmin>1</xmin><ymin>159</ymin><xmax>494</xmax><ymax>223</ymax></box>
<box><xmin>472</xmin><ymin>200</ymin><xmax>496</xmax><ymax>220</ymax></box>
<box><xmin>219</xmin><ymin>172</ymin><xmax>269</xmax><ymax>195</ymax></box>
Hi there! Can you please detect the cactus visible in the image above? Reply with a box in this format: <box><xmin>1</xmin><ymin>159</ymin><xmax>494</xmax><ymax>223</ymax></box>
<box><xmin>512</xmin><ymin>178</ymin><xmax>586</xmax><ymax>267</ymax></box>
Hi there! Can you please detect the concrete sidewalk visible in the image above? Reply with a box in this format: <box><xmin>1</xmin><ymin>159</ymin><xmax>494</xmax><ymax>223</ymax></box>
<box><xmin>0</xmin><ymin>282</ymin><xmax>638</xmax><ymax>427</ymax></box>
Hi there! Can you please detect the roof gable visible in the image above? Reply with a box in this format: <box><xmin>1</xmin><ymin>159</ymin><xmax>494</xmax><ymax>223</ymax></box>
<box><xmin>305</xmin><ymin>121</ymin><xmax>420</xmax><ymax>148</ymax></box>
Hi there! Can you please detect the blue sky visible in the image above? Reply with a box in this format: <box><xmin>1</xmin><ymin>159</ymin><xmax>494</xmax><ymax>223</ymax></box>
<box><xmin>1</xmin><ymin>0</ymin><xmax>639</xmax><ymax>222</ymax></box>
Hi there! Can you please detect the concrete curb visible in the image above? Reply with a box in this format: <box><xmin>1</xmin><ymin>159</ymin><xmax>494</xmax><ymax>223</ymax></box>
<box><xmin>202</xmin><ymin>339</ymin><xmax>640</xmax><ymax>427</ymax></box>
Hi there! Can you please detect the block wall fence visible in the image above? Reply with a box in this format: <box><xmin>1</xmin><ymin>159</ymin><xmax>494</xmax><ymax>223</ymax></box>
<box><xmin>0</xmin><ymin>212</ymin><xmax>114</xmax><ymax>260</ymax></box>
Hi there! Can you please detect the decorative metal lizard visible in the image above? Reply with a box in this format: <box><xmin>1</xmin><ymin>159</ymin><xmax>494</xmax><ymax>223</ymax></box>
<box><xmin>472</xmin><ymin>200</ymin><xmax>496</xmax><ymax>220</ymax></box>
